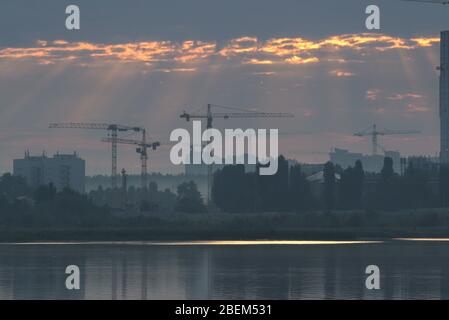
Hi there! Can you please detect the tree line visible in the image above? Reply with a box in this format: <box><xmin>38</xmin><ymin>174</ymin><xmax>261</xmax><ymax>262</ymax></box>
<box><xmin>0</xmin><ymin>173</ymin><xmax>206</xmax><ymax>226</ymax></box>
<box><xmin>212</xmin><ymin>155</ymin><xmax>447</xmax><ymax>213</ymax></box>
<box><xmin>1</xmin><ymin>153</ymin><xmax>449</xmax><ymax>226</ymax></box>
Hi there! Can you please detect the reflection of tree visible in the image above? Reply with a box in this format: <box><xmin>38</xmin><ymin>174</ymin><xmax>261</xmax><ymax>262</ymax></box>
<box><xmin>141</xmin><ymin>250</ymin><xmax>148</xmax><ymax>300</ymax></box>
<box><xmin>323</xmin><ymin>251</ymin><xmax>336</xmax><ymax>299</ymax></box>
<box><xmin>8</xmin><ymin>246</ymin><xmax>86</xmax><ymax>299</ymax></box>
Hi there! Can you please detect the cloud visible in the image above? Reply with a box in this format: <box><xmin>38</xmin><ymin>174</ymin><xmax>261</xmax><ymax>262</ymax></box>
<box><xmin>329</xmin><ymin>70</ymin><xmax>355</xmax><ymax>77</ymax></box>
<box><xmin>366</xmin><ymin>89</ymin><xmax>380</xmax><ymax>101</ymax></box>
<box><xmin>411</xmin><ymin>37</ymin><xmax>440</xmax><ymax>47</ymax></box>
<box><xmin>284</xmin><ymin>56</ymin><xmax>319</xmax><ymax>64</ymax></box>
<box><xmin>251</xmin><ymin>71</ymin><xmax>276</xmax><ymax>76</ymax></box>
<box><xmin>0</xmin><ymin>33</ymin><xmax>439</xmax><ymax>71</ymax></box>
<box><xmin>303</xmin><ymin>110</ymin><xmax>313</xmax><ymax>117</ymax></box>
<box><xmin>388</xmin><ymin>93</ymin><xmax>424</xmax><ymax>100</ymax></box>
<box><xmin>243</xmin><ymin>58</ymin><xmax>274</xmax><ymax>65</ymax></box>
<box><xmin>155</xmin><ymin>68</ymin><xmax>197</xmax><ymax>73</ymax></box>
<box><xmin>406</xmin><ymin>103</ymin><xmax>430</xmax><ymax>113</ymax></box>
<box><xmin>0</xmin><ymin>32</ymin><xmax>440</xmax><ymax>173</ymax></box>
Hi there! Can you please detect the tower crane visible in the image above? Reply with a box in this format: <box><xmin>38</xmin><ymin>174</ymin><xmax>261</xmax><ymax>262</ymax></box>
<box><xmin>49</xmin><ymin>122</ymin><xmax>143</xmax><ymax>189</ymax></box>
<box><xmin>180</xmin><ymin>104</ymin><xmax>294</xmax><ymax>129</ymax></box>
<box><xmin>354</xmin><ymin>124</ymin><xmax>421</xmax><ymax>156</ymax></box>
<box><xmin>180</xmin><ymin>103</ymin><xmax>294</xmax><ymax>204</ymax></box>
<box><xmin>101</xmin><ymin>131</ymin><xmax>161</xmax><ymax>189</ymax></box>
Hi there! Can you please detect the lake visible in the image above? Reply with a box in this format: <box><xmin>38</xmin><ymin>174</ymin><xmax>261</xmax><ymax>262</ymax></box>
<box><xmin>0</xmin><ymin>239</ymin><xmax>448</xmax><ymax>300</ymax></box>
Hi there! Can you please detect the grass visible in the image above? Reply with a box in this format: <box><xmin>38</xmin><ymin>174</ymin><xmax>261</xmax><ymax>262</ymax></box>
<box><xmin>1</xmin><ymin>208</ymin><xmax>449</xmax><ymax>242</ymax></box>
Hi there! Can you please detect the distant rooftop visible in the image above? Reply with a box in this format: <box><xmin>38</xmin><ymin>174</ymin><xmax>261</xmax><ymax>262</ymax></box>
<box><xmin>22</xmin><ymin>150</ymin><xmax>82</xmax><ymax>159</ymax></box>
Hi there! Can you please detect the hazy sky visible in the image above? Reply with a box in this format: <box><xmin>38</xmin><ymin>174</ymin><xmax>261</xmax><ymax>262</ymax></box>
<box><xmin>0</xmin><ymin>0</ymin><xmax>448</xmax><ymax>175</ymax></box>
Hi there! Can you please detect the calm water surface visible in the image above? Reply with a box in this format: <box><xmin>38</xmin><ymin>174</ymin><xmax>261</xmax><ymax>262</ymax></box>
<box><xmin>0</xmin><ymin>240</ymin><xmax>448</xmax><ymax>300</ymax></box>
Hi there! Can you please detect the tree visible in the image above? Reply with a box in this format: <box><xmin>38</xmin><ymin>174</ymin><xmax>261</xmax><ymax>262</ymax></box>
<box><xmin>376</xmin><ymin>157</ymin><xmax>399</xmax><ymax>210</ymax></box>
<box><xmin>323</xmin><ymin>162</ymin><xmax>336</xmax><ymax>210</ymax></box>
<box><xmin>338</xmin><ymin>160</ymin><xmax>365</xmax><ymax>209</ymax></box>
<box><xmin>288</xmin><ymin>164</ymin><xmax>313</xmax><ymax>211</ymax></box>
<box><xmin>439</xmin><ymin>164</ymin><xmax>449</xmax><ymax>207</ymax></box>
<box><xmin>33</xmin><ymin>183</ymin><xmax>56</xmax><ymax>203</ymax></box>
<box><xmin>381</xmin><ymin>157</ymin><xmax>394</xmax><ymax>179</ymax></box>
<box><xmin>0</xmin><ymin>173</ymin><xmax>30</xmax><ymax>200</ymax></box>
<box><xmin>212</xmin><ymin>165</ymin><xmax>253</xmax><ymax>213</ymax></box>
<box><xmin>338</xmin><ymin>166</ymin><xmax>354</xmax><ymax>209</ymax></box>
<box><xmin>401</xmin><ymin>162</ymin><xmax>430</xmax><ymax>209</ymax></box>
<box><xmin>353</xmin><ymin>160</ymin><xmax>365</xmax><ymax>208</ymax></box>
<box><xmin>256</xmin><ymin>156</ymin><xmax>289</xmax><ymax>212</ymax></box>
<box><xmin>273</xmin><ymin>155</ymin><xmax>289</xmax><ymax>211</ymax></box>
<box><xmin>140</xmin><ymin>200</ymin><xmax>158</xmax><ymax>212</ymax></box>
<box><xmin>175</xmin><ymin>181</ymin><xmax>207</xmax><ymax>213</ymax></box>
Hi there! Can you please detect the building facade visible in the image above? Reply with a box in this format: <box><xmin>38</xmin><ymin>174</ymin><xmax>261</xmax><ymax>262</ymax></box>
<box><xmin>441</xmin><ymin>30</ymin><xmax>449</xmax><ymax>164</ymax></box>
<box><xmin>13</xmin><ymin>151</ymin><xmax>85</xmax><ymax>193</ymax></box>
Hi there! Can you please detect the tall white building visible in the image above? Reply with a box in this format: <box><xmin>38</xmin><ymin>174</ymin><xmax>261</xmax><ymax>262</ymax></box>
<box><xmin>13</xmin><ymin>151</ymin><xmax>85</xmax><ymax>193</ymax></box>
<box><xmin>440</xmin><ymin>30</ymin><xmax>449</xmax><ymax>163</ymax></box>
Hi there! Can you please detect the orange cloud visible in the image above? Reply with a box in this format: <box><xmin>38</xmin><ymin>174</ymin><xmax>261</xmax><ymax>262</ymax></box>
<box><xmin>219</xmin><ymin>37</ymin><xmax>258</xmax><ymax>56</ymax></box>
<box><xmin>243</xmin><ymin>58</ymin><xmax>274</xmax><ymax>65</ymax></box>
<box><xmin>406</xmin><ymin>104</ymin><xmax>430</xmax><ymax>113</ymax></box>
<box><xmin>156</xmin><ymin>68</ymin><xmax>197</xmax><ymax>73</ymax></box>
<box><xmin>329</xmin><ymin>70</ymin><xmax>355</xmax><ymax>77</ymax></box>
<box><xmin>284</xmin><ymin>56</ymin><xmax>319</xmax><ymax>64</ymax></box>
<box><xmin>411</xmin><ymin>37</ymin><xmax>440</xmax><ymax>47</ymax></box>
<box><xmin>0</xmin><ymin>33</ymin><xmax>439</xmax><ymax>69</ymax></box>
<box><xmin>366</xmin><ymin>89</ymin><xmax>380</xmax><ymax>101</ymax></box>
<box><xmin>388</xmin><ymin>93</ymin><xmax>424</xmax><ymax>100</ymax></box>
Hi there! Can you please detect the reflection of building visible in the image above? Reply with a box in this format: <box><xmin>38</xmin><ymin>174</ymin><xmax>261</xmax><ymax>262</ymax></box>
<box><xmin>13</xmin><ymin>151</ymin><xmax>85</xmax><ymax>193</ymax></box>
<box><xmin>329</xmin><ymin>148</ymin><xmax>401</xmax><ymax>173</ymax></box>
<box><xmin>440</xmin><ymin>30</ymin><xmax>449</xmax><ymax>163</ymax></box>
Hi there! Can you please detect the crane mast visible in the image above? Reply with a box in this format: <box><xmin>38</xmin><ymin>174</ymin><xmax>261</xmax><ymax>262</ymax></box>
<box><xmin>354</xmin><ymin>124</ymin><xmax>421</xmax><ymax>155</ymax></box>
<box><xmin>101</xmin><ymin>133</ymin><xmax>160</xmax><ymax>189</ymax></box>
<box><xmin>49</xmin><ymin>122</ymin><xmax>143</xmax><ymax>189</ymax></box>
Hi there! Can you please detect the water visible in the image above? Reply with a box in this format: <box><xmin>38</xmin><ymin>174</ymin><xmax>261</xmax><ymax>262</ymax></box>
<box><xmin>0</xmin><ymin>240</ymin><xmax>448</xmax><ymax>300</ymax></box>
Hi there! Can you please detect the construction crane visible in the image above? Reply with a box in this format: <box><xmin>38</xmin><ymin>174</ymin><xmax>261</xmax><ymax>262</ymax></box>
<box><xmin>181</xmin><ymin>103</ymin><xmax>294</xmax><ymax>129</ymax></box>
<box><xmin>49</xmin><ymin>122</ymin><xmax>143</xmax><ymax>189</ymax></box>
<box><xmin>180</xmin><ymin>103</ymin><xmax>294</xmax><ymax>204</ymax></box>
<box><xmin>101</xmin><ymin>132</ymin><xmax>161</xmax><ymax>189</ymax></box>
<box><xmin>354</xmin><ymin>124</ymin><xmax>421</xmax><ymax>156</ymax></box>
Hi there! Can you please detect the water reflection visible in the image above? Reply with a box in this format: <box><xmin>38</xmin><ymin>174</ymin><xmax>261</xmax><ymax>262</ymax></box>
<box><xmin>0</xmin><ymin>241</ymin><xmax>448</xmax><ymax>299</ymax></box>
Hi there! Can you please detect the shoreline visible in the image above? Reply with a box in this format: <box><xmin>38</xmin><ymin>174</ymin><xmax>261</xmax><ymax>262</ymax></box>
<box><xmin>1</xmin><ymin>226</ymin><xmax>449</xmax><ymax>243</ymax></box>
<box><xmin>2</xmin><ymin>208</ymin><xmax>449</xmax><ymax>243</ymax></box>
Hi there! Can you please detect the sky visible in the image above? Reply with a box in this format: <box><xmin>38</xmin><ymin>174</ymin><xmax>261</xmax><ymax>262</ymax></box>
<box><xmin>0</xmin><ymin>0</ymin><xmax>448</xmax><ymax>175</ymax></box>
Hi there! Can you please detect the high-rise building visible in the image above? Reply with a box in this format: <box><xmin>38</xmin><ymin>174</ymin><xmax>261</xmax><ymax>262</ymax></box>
<box><xmin>13</xmin><ymin>151</ymin><xmax>85</xmax><ymax>193</ymax></box>
<box><xmin>440</xmin><ymin>30</ymin><xmax>449</xmax><ymax>163</ymax></box>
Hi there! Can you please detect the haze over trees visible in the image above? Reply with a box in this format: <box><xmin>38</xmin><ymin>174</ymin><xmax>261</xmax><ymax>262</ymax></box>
<box><xmin>0</xmin><ymin>153</ymin><xmax>448</xmax><ymax>230</ymax></box>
